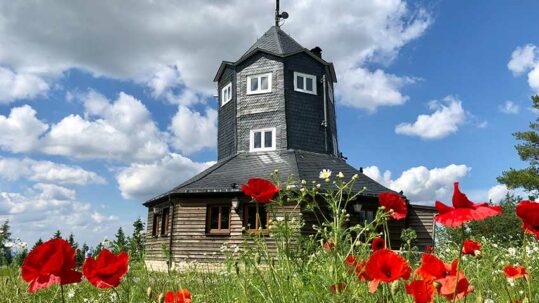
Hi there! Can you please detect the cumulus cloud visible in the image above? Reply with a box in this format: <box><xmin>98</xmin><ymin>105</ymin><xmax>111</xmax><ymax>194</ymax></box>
<box><xmin>364</xmin><ymin>164</ymin><xmax>471</xmax><ymax>204</ymax></box>
<box><xmin>338</xmin><ymin>68</ymin><xmax>415</xmax><ymax>112</ymax></box>
<box><xmin>116</xmin><ymin>153</ymin><xmax>214</xmax><ymax>201</ymax></box>
<box><xmin>395</xmin><ymin>96</ymin><xmax>467</xmax><ymax>140</ymax></box>
<box><xmin>0</xmin><ymin>105</ymin><xmax>48</xmax><ymax>153</ymax></box>
<box><xmin>0</xmin><ymin>67</ymin><xmax>49</xmax><ymax>103</ymax></box>
<box><xmin>0</xmin><ymin>156</ymin><xmax>105</xmax><ymax>185</ymax></box>
<box><xmin>0</xmin><ymin>184</ymin><xmax>119</xmax><ymax>245</ymax></box>
<box><xmin>507</xmin><ymin>44</ymin><xmax>539</xmax><ymax>93</ymax></box>
<box><xmin>487</xmin><ymin>184</ymin><xmax>509</xmax><ymax>203</ymax></box>
<box><xmin>499</xmin><ymin>100</ymin><xmax>520</xmax><ymax>114</ymax></box>
<box><xmin>0</xmin><ymin>1</ymin><xmax>430</xmax><ymax>108</ymax></box>
<box><xmin>169</xmin><ymin>105</ymin><xmax>217</xmax><ymax>154</ymax></box>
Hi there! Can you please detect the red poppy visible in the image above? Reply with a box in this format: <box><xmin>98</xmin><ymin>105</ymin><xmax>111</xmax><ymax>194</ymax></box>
<box><xmin>516</xmin><ymin>200</ymin><xmax>539</xmax><ymax>239</ymax></box>
<box><xmin>504</xmin><ymin>265</ymin><xmax>528</xmax><ymax>280</ymax></box>
<box><xmin>462</xmin><ymin>240</ymin><xmax>481</xmax><ymax>256</ymax></box>
<box><xmin>415</xmin><ymin>254</ymin><xmax>473</xmax><ymax>300</ymax></box>
<box><xmin>405</xmin><ymin>280</ymin><xmax>435</xmax><ymax>303</ymax></box>
<box><xmin>345</xmin><ymin>256</ymin><xmax>370</xmax><ymax>282</ymax></box>
<box><xmin>371</xmin><ymin>237</ymin><xmax>386</xmax><ymax>251</ymax></box>
<box><xmin>329</xmin><ymin>282</ymin><xmax>346</xmax><ymax>294</ymax></box>
<box><xmin>323</xmin><ymin>239</ymin><xmax>335</xmax><ymax>252</ymax></box>
<box><xmin>378</xmin><ymin>192</ymin><xmax>407</xmax><ymax>220</ymax></box>
<box><xmin>82</xmin><ymin>249</ymin><xmax>129</xmax><ymax>288</ymax></box>
<box><xmin>415</xmin><ymin>253</ymin><xmax>452</xmax><ymax>282</ymax></box>
<box><xmin>21</xmin><ymin>238</ymin><xmax>82</xmax><ymax>293</ymax></box>
<box><xmin>437</xmin><ymin>275</ymin><xmax>474</xmax><ymax>301</ymax></box>
<box><xmin>241</xmin><ymin>178</ymin><xmax>280</xmax><ymax>203</ymax></box>
<box><xmin>165</xmin><ymin>289</ymin><xmax>192</xmax><ymax>303</ymax></box>
<box><xmin>345</xmin><ymin>255</ymin><xmax>359</xmax><ymax>270</ymax></box>
<box><xmin>434</xmin><ymin>183</ymin><xmax>502</xmax><ymax>227</ymax></box>
<box><xmin>425</xmin><ymin>245</ymin><xmax>434</xmax><ymax>254</ymax></box>
<box><xmin>365</xmin><ymin>249</ymin><xmax>411</xmax><ymax>292</ymax></box>
<box><xmin>355</xmin><ymin>259</ymin><xmax>371</xmax><ymax>282</ymax></box>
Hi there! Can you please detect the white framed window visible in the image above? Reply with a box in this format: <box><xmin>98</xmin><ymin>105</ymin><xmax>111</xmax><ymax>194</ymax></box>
<box><xmin>328</xmin><ymin>80</ymin><xmax>334</xmax><ymax>103</ymax></box>
<box><xmin>221</xmin><ymin>82</ymin><xmax>232</xmax><ymax>106</ymax></box>
<box><xmin>294</xmin><ymin>72</ymin><xmax>317</xmax><ymax>95</ymax></box>
<box><xmin>247</xmin><ymin>73</ymin><xmax>272</xmax><ymax>95</ymax></box>
<box><xmin>249</xmin><ymin>128</ymin><xmax>276</xmax><ymax>152</ymax></box>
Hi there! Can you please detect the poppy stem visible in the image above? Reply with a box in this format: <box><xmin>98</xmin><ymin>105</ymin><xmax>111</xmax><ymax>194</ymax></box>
<box><xmin>452</xmin><ymin>226</ymin><xmax>465</xmax><ymax>303</ymax></box>
<box><xmin>521</xmin><ymin>232</ymin><xmax>533</xmax><ymax>300</ymax></box>
<box><xmin>60</xmin><ymin>284</ymin><xmax>65</xmax><ymax>303</ymax></box>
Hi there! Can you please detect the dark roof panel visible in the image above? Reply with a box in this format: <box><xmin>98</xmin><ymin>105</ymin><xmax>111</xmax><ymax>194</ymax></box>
<box><xmin>242</xmin><ymin>26</ymin><xmax>305</xmax><ymax>58</ymax></box>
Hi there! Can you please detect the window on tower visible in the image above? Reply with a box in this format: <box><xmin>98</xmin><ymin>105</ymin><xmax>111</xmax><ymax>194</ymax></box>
<box><xmin>250</xmin><ymin>127</ymin><xmax>276</xmax><ymax>152</ymax></box>
<box><xmin>221</xmin><ymin>82</ymin><xmax>232</xmax><ymax>106</ymax></box>
<box><xmin>247</xmin><ymin>73</ymin><xmax>272</xmax><ymax>95</ymax></box>
<box><xmin>294</xmin><ymin>72</ymin><xmax>317</xmax><ymax>95</ymax></box>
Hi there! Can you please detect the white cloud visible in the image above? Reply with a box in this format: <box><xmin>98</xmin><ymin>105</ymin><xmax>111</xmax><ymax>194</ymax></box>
<box><xmin>395</xmin><ymin>96</ymin><xmax>467</xmax><ymax>139</ymax></box>
<box><xmin>41</xmin><ymin>91</ymin><xmax>168</xmax><ymax>162</ymax></box>
<box><xmin>338</xmin><ymin>68</ymin><xmax>414</xmax><ymax>112</ymax></box>
<box><xmin>116</xmin><ymin>153</ymin><xmax>214</xmax><ymax>201</ymax></box>
<box><xmin>0</xmin><ymin>1</ymin><xmax>430</xmax><ymax>106</ymax></box>
<box><xmin>0</xmin><ymin>67</ymin><xmax>49</xmax><ymax>103</ymax></box>
<box><xmin>364</xmin><ymin>164</ymin><xmax>471</xmax><ymax>204</ymax></box>
<box><xmin>499</xmin><ymin>100</ymin><xmax>520</xmax><ymax>114</ymax></box>
<box><xmin>0</xmin><ymin>184</ymin><xmax>119</xmax><ymax>245</ymax></box>
<box><xmin>168</xmin><ymin>105</ymin><xmax>217</xmax><ymax>154</ymax></box>
<box><xmin>0</xmin><ymin>105</ymin><xmax>48</xmax><ymax>153</ymax></box>
<box><xmin>508</xmin><ymin>44</ymin><xmax>537</xmax><ymax>76</ymax></box>
<box><xmin>487</xmin><ymin>184</ymin><xmax>509</xmax><ymax>203</ymax></box>
<box><xmin>528</xmin><ymin>65</ymin><xmax>539</xmax><ymax>93</ymax></box>
<box><xmin>0</xmin><ymin>156</ymin><xmax>105</xmax><ymax>185</ymax></box>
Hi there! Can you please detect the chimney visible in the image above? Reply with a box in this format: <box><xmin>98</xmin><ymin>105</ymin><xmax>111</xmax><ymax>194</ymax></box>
<box><xmin>310</xmin><ymin>46</ymin><xmax>322</xmax><ymax>58</ymax></box>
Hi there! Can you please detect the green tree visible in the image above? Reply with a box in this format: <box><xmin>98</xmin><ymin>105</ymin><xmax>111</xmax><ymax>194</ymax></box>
<box><xmin>68</xmin><ymin>233</ymin><xmax>76</xmax><ymax>247</ymax></box>
<box><xmin>32</xmin><ymin>238</ymin><xmax>43</xmax><ymax>250</ymax></box>
<box><xmin>0</xmin><ymin>221</ymin><xmax>13</xmax><ymax>266</ymax></box>
<box><xmin>14</xmin><ymin>249</ymin><xmax>28</xmax><ymax>267</ymax></box>
<box><xmin>129</xmin><ymin>218</ymin><xmax>145</xmax><ymax>261</ymax></box>
<box><xmin>113</xmin><ymin>227</ymin><xmax>129</xmax><ymax>254</ymax></box>
<box><xmin>76</xmin><ymin>242</ymin><xmax>89</xmax><ymax>267</ymax></box>
<box><xmin>53</xmin><ymin>230</ymin><xmax>62</xmax><ymax>239</ymax></box>
<box><xmin>498</xmin><ymin>95</ymin><xmax>539</xmax><ymax>196</ymax></box>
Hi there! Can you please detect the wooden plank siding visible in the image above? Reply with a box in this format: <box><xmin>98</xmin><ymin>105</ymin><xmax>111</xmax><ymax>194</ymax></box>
<box><xmin>145</xmin><ymin>197</ymin><xmax>437</xmax><ymax>264</ymax></box>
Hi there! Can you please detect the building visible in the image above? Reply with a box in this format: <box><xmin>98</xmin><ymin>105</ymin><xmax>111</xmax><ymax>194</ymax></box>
<box><xmin>143</xmin><ymin>7</ymin><xmax>436</xmax><ymax>270</ymax></box>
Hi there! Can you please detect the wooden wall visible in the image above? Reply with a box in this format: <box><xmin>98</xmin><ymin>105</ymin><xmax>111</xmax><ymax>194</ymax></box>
<box><xmin>406</xmin><ymin>205</ymin><xmax>436</xmax><ymax>250</ymax></box>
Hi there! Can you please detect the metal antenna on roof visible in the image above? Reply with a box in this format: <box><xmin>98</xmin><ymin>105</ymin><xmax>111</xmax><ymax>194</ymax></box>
<box><xmin>275</xmin><ymin>0</ymin><xmax>289</xmax><ymax>28</ymax></box>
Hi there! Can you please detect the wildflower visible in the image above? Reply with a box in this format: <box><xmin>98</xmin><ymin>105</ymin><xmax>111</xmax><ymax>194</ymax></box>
<box><xmin>434</xmin><ymin>182</ymin><xmax>502</xmax><ymax>227</ymax></box>
<box><xmin>462</xmin><ymin>240</ymin><xmax>481</xmax><ymax>256</ymax></box>
<box><xmin>21</xmin><ymin>239</ymin><xmax>82</xmax><ymax>293</ymax></box>
<box><xmin>241</xmin><ymin>178</ymin><xmax>280</xmax><ymax>203</ymax></box>
<box><xmin>378</xmin><ymin>192</ymin><xmax>407</xmax><ymax>220</ymax></box>
<box><xmin>83</xmin><ymin>248</ymin><xmax>129</xmax><ymax>288</ymax></box>
<box><xmin>164</xmin><ymin>289</ymin><xmax>192</xmax><ymax>303</ymax></box>
<box><xmin>503</xmin><ymin>265</ymin><xmax>528</xmax><ymax>280</ymax></box>
<box><xmin>371</xmin><ymin>237</ymin><xmax>386</xmax><ymax>251</ymax></box>
<box><xmin>352</xmin><ymin>174</ymin><xmax>359</xmax><ymax>180</ymax></box>
<box><xmin>405</xmin><ymin>280</ymin><xmax>435</xmax><ymax>303</ymax></box>
<box><xmin>515</xmin><ymin>200</ymin><xmax>539</xmax><ymax>239</ymax></box>
<box><xmin>329</xmin><ymin>282</ymin><xmax>346</xmax><ymax>294</ymax></box>
<box><xmin>336</xmin><ymin>172</ymin><xmax>344</xmax><ymax>178</ymax></box>
<box><xmin>323</xmin><ymin>240</ymin><xmax>335</xmax><ymax>252</ymax></box>
<box><xmin>425</xmin><ymin>245</ymin><xmax>434</xmax><ymax>254</ymax></box>
<box><xmin>365</xmin><ymin>249</ymin><xmax>411</xmax><ymax>293</ymax></box>
<box><xmin>319</xmin><ymin>169</ymin><xmax>332</xmax><ymax>179</ymax></box>
<box><xmin>345</xmin><ymin>255</ymin><xmax>359</xmax><ymax>270</ymax></box>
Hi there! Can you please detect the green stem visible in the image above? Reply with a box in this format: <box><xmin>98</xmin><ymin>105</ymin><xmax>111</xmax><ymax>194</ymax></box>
<box><xmin>452</xmin><ymin>226</ymin><xmax>465</xmax><ymax>303</ymax></box>
<box><xmin>60</xmin><ymin>284</ymin><xmax>66</xmax><ymax>303</ymax></box>
<box><xmin>522</xmin><ymin>232</ymin><xmax>533</xmax><ymax>300</ymax></box>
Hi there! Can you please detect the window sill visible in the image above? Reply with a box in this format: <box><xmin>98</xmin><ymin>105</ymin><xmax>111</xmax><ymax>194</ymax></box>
<box><xmin>246</xmin><ymin>90</ymin><xmax>272</xmax><ymax>95</ymax></box>
<box><xmin>205</xmin><ymin>232</ymin><xmax>231</xmax><ymax>236</ymax></box>
<box><xmin>294</xmin><ymin>88</ymin><xmax>317</xmax><ymax>95</ymax></box>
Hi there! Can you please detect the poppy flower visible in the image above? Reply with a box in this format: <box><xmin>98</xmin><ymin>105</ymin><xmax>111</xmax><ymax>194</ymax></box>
<box><xmin>415</xmin><ymin>254</ymin><xmax>473</xmax><ymax>300</ymax></box>
<box><xmin>365</xmin><ymin>249</ymin><xmax>411</xmax><ymax>292</ymax></box>
<box><xmin>515</xmin><ymin>200</ymin><xmax>539</xmax><ymax>239</ymax></box>
<box><xmin>462</xmin><ymin>240</ymin><xmax>481</xmax><ymax>256</ymax></box>
<box><xmin>345</xmin><ymin>255</ymin><xmax>359</xmax><ymax>270</ymax></box>
<box><xmin>437</xmin><ymin>275</ymin><xmax>474</xmax><ymax>301</ymax></box>
<box><xmin>415</xmin><ymin>253</ymin><xmax>453</xmax><ymax>282</ymax></box>
<box><xmin>82</xmin><ymin>249</ymin><xmax>129</xmax><ymax>288</ymax></box>
<box><xmin>241</xmin><ymin>178</ymin><xmax>280</xmax><ymax>203</ymax></box>
<box><xmin>371</xmin><ymin>237</ymin><xmax>386</xmax><ymax>251</ymax></box>
<box><xmin>434</xmin><ymin>183</ymin><xmax>502</xmax><ymax>227</ymax></box>
<box><xmin>165</xmin><ymin>289</ymin><xmax>192</xmax><ymax>303</ymax></box>
<box><xmin>405</xmin><ymin>280</ymin><xmax>435</xmax><ymax>303</ymax></box>
<box><xmin>329</xmin><ymin>282</ymin><xmax>346</xmax><ymax>294</ymax></box>
<box><xmin>323</xmin><ymin>239</ymin><xmax>335</xmax><ymax>252</ymax></box>
<box><xmin>425</xmin><ymin>245</ymin><xmax>434</xmax><ymax>254</ymax></box>
<box><xmin>504</xmin><ymin>265</ymin><xmax>528</xmax><ymax>280</ymax></box>
<box><xmin>21</xmin><ymin>238</ymin><xmax>82</xmax><ymax>293</ymax></box>
<box><xmin>378</xmin><ymin>192</ymin><xmax>407</xmax><ymax>220</ymax></box>
<box><xmin>355</xmin><ymin>259</ymin><xmax>371</xmax><ymax>282</ymax></box>
<box><xmin>345</xmin><ymin>256</ymin><xmax>370</xmax><ymax>282</ymax></box>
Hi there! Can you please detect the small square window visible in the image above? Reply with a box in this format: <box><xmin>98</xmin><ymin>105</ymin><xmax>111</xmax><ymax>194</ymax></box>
<box><xmin>294</xmin><ymin>72</ymin><xmax>317</xmax><ymax>95</ymax></box>
<box><xmin>244</xmin><ymin>204</ymin><xmax>269</xmax><ymax>232</ymax></box>
<box><xmin>206</xmin><ymin>205</ymin><xmax>231</xmax><ymax>235</ymax></box>
<box><xmin>247</xmin><ymin>73</ymin><xmax>272</xmax><ymax>95</ymax></box>
<box><xmin>221</xmin><ymin>82</ymin><xmax>232</xmax><ymax>106</ymax></box>
<box><xmin>250</xmin><ymin>128</ymin><xmax>276</xmax><ymax>152</ymax></box>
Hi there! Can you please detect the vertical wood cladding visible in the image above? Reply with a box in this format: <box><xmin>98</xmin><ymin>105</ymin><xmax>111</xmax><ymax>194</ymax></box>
<box><xmin>284</xmin><ymin>53</ymin><xmax>338</xmax><ymax>155</ymax></box>
<box><xmin>218</xmin><ymin>67</ymin><xmax>237</xmax><ymax>160</ymax></box>
<box><xmin>406</xmin><ymin>205</ymin><xmax>436</xmax><ymax>250</ymax></box>
<box><xmin>236</xmin><ymin>53</ymin><xmax>287</xmax><ymax>153</ymax></box>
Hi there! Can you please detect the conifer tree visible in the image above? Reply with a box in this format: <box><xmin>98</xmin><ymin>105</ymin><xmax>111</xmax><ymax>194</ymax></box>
<box><xmin>113</xmin><ymin>227</ymin><xmax>129</xmax><ymax>253</ymax></box>
<box><xmin>0</xmin><ymin>221</ymin><xmax>13</xmax><ymax>265</ymax></box>
<box><xmin>129</xmin><ymin>218</ymin><xmax>145</xmax><ymax>261</ymax></box>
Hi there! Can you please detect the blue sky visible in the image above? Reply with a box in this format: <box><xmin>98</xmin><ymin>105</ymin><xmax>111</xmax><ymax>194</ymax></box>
<box><xmin>0</xmin><ymin>0</ymin><xmax>537</xmax><ymax>247</ymax></box>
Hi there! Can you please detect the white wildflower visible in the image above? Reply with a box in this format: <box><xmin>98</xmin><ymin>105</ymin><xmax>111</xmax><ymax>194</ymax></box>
<box><xmin>276</xmin><ymin>216</ymin><xmax>285</xmax><ymax>222</ymax></box>
<box><xmin>336</xmin><ymin>172</ymin><xmax>344</xmax><ymax>178</ymax></box>
<box><xmin>319</xmin><ymin>169</ymin><xmax>332</xmax><ymax>179</ymax></box>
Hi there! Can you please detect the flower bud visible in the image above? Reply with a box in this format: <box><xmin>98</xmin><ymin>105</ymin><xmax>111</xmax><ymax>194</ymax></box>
<box><xmin>147</xmin><ymin>287</ymin><xmax>152</xmax><ymax>298</ymax></box>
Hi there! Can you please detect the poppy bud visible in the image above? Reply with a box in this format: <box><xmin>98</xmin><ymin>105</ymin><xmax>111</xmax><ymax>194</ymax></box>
<box><xmin>157</xmin><ymin>293</ymin><xmax>164</xmax><ymax>303</ymax></box>
<box><xmin>147</xmin><ymin>287</ymin><xmax>152</xmax><ymax>298</ymax></box>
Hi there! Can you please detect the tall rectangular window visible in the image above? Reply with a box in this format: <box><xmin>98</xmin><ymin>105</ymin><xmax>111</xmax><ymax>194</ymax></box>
<box><xmin>206</xmin><ymin>205</ymin><xmax>231</xmax><ymax>235</ymax></box>
<box><xmin>160</xmin><ymin>207</ymin><xmax>170</xmax><ymax>236</ymax></box>
<box><xmin>243</xmin><ymin>204</ymin><xmax>269</xmax><ymax>232</ymax></box>
<box><xmin>221</xmin><ymin>82</ymin><xmax>232</xmax><ymax>106</ymax></box>
<box><xmin>152</xmin><ymin>213</ymin><xmax>159</xmax><ymax>237</ymax></box>
<box><xmin>294</xmin><ymin>72</ymin><xmax>317</xmax><ymax>95</ymax></box>
<box><xmin>250</xmin><ymin>128</ymin><xmax>276</xmax><ymax>152</ymax></box>
<box><xmin>247</xmin><ymin>73</ymin><xmax>272</xmax><ymax>95</ymax></box>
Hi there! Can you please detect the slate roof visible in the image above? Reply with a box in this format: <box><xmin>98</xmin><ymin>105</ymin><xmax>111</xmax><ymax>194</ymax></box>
<box><xmin>144</xmin><ymin>150</ymin><xmax>395</xmax><ymax>206</ymax></box>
